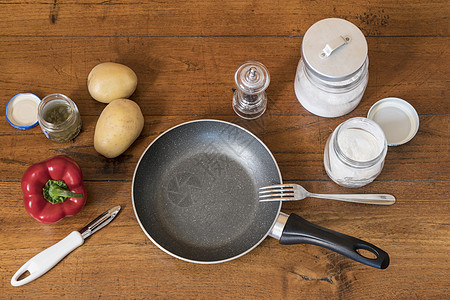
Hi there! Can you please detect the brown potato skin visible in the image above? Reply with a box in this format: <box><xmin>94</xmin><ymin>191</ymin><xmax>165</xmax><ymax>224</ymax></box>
<box><xmin>94</xmin><ymin>99</ymin><xmax>144</xmax><ymax>158</ymax></box>
<box><xmin>88</xmin><ymin>62</ymin><xmax>138</xmax><ymax>103</ymax></box>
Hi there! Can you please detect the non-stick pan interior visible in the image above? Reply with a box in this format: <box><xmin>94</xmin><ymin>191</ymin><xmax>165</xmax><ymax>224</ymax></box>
<box><xmin>133</xmin><ymin>120</ymin><xmax>281</xmax><ymax>263</ymax></box>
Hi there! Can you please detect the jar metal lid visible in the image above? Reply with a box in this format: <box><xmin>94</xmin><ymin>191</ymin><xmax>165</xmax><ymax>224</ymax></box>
<box><xmin>367</xmin><ymin>97</ymin><xmax>419</xmax><ymax>146</ymax></box>
<box><xmin>302</xmin><ymin>18</ymin><xmax>368</xmax><ymax>80</ymax></box>
<box><xmin>5</xmin><ymin>93</ymin><xmax>41</xmax><ymax>130</ymax></box>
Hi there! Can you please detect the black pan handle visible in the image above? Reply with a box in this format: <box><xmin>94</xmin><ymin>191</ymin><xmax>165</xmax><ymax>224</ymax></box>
<box><xmin>279</xmin><ymin>214</ymin><xmax>389</xmax><ymax>269</ymax></box>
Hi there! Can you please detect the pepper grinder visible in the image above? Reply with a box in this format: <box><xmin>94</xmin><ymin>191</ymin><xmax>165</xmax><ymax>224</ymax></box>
<box><xmin>232</xmin><ymin>61</ymin><xmax>270</xmax><ymax>119</ymax></box>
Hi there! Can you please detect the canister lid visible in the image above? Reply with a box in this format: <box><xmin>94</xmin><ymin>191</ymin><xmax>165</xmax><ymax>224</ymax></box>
<box><xmin>302</xmin><ymin>18</ymin><xmax>368</xmax><ymax>80</ymax></box>
<box><xmin>5</xmin><ymin>93</ymin><xmax>41</xmax><ymax>130</ymax></box>
<box><xmin>367</xmin><ymin>97</ymin><xmax>419</xmax><ymax>146</ymax></box>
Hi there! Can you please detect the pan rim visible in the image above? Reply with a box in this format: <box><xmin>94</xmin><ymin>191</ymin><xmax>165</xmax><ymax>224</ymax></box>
<box><xmin>132</xmin><ymin>119</ymin><xmax>282</xmax><ymax>264</ymax></box>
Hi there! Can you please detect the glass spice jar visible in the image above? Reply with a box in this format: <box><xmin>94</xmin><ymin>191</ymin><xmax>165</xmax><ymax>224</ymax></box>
<box><xmin>38</xmin><ymin>93</ymin><xmax>82</xmax><ymax>142</ymax></box>
<box><xmin>324</xmin><ymin>117</ymin><xmax>387</xmax><ymax>188</ymax></box>
<box><xmin>294</xmin><ymin>18</ymin><xmax>369</xmax><ymax>118</ymax></box>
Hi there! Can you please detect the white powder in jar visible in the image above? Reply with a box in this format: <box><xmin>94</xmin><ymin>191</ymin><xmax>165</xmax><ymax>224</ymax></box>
<box><xmin>294</xmin><ymin>58</ymin><xmax>369</xmax><ymax>118</ymax></box>
<box><xmin>324</xmin><ymin>117</ymin><xmax>387</xmax><ymax>188</ymax></box>
<box><xmin>337</xmin><ymin>128</ymin><xmax>381</xmax><ymax>161</ymax></box>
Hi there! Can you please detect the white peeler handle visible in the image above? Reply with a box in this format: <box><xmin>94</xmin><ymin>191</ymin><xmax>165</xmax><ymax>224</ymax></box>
<box><xmin>11</xmin><ymin>231</ymin><xmax>84</xmax><ymax>287</ymax></box>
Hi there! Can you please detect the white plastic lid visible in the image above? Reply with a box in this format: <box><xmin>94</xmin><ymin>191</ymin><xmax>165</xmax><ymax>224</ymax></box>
<box><xmin>5</xmin><ymin>93</ymin><xmax>41</xmax><ymax>130</ymax></box>
<box><xmin>302</xmin><ymin>18</ymin><xmax>368</xmax><ymax>80</ymax></box>
<box><xmin>367</xmin><ymin>97</ymin><xmax>419</xmax><ymax>146</ymax></box>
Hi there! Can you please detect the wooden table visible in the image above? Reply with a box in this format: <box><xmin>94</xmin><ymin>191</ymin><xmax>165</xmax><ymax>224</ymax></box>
<box><xmin>1</xmin><ymin>1</ymin><xmax>448</xmax><ymax>298</ymax></box>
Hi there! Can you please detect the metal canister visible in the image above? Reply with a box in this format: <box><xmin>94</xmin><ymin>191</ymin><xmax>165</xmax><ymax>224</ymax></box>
<box><xmin>294</xmin><ymin>18</ymin><xmax>369</xmax><ymax>117</ymax></box>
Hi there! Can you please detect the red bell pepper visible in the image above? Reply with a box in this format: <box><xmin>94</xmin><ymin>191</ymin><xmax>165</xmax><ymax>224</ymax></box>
<box><xmin>21</xmin><ymin>155</ymin><xmax>86</xmax><ymax>224</ymax></box>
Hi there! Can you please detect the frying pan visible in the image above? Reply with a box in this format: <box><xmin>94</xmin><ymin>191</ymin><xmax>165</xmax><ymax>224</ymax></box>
<box><xmin>132</xmin><ymin>120</ymin><xmax>389</xmax><ymax>269</ymax></box>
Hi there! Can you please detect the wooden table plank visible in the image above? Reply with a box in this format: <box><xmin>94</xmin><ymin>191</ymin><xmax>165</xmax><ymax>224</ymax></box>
<box><xmin>1</xmin><ymin>181</ymin><xmax>448</xmax><ymax>298</ymax></box>
<box><xmin>0</xmin><ymin>0</ymin><xmax>447</xmax><ymax>37</ymax></box>
<box><xmin>0</xmin><ymin>114</ymin><xmax>447</xmax><ymax>181</ymax></box>
<box><xmin>0</xmin><ymin>36</ymin><xmax>448</xmax><ymax>116</ymax></box>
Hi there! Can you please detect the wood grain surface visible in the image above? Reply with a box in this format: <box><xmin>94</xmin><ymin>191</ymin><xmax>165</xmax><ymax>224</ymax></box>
<box><xmin>1</xmin><ymin>0</ymin><xmax>448</xmax><ymax>299</ymax></box>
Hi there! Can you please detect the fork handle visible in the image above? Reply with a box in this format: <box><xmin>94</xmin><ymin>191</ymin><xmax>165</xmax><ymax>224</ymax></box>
<box><xmin>308</xmin><ymin>193</ymin><xmax>396</xmax><ymax>205</ymax></box>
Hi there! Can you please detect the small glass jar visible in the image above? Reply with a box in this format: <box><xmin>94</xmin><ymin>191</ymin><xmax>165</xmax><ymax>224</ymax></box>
<box><xmin>324</xmin><ymin>117</ymin><xmax>387</xmax><ymax>188</ymax></box>
<box><xmin>38</xmin><ymin>93</ymin><xmax>82</xmax><ymax>142</ymax></box>
<box><xmin>294</xmin><ymin>18</ymin><xmax>369</xmax><ymax>117</ymax></box>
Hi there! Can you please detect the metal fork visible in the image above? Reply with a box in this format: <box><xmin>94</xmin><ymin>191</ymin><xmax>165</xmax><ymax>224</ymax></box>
<box><xmin>258</xmin><ymin>184</ymin><xmax>396</xmax><ymax>205</ymax></box>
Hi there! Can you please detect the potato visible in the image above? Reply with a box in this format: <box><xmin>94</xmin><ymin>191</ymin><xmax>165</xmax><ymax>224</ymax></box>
<box><xmin>94</xmin><ymin>99</ymin><xmax>144</xmax><ymax>158</ymax></box>
<box><xmin>87</xmin><ymin>62</ymin><xmax>138</xmax><ymax>103</ymax></box>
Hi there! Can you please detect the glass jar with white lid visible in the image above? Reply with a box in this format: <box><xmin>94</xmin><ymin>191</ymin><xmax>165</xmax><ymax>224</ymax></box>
<box><xmin>38</xmin><ymin>93</ymin><xmax>82</xmax><ymax>142</ymax></box>
<box><xmin>324</xmin><ymin>117</ymin><xmax>388</xmax><ymax>188</ymax></box>
<box><xmin>294</xmin><ymin>18</ymin><xmax>369</xmax><ymax>118</ymax></box>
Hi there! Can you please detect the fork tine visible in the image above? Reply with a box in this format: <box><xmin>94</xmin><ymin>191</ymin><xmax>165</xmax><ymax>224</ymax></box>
<box><xmin>258</xmin><ymin>188</ymin><xmax>295</xmax><ymax>195</ymax></box>
<box><xmin>258</xmin><ymin>184</ymin><xmax>298</xmax><ymax>202</ymax></box>
<box><xmin>259</xmin><ymin>198</ymin><xmax>296</xmax><ymax>202</ymax></box>
<box><xmin>258</xmin><ymin>195</ymin><xmax>296</xmax><ymax>202</ymax></box>
<box><xmin>258</xmin><ymin>184</ymin><xmax>296</xmax><ymax>191</ymax></box>
<box><xmin>259</xmin><ymin>192</ymin><xmax>295</xmax><ymax>199</ymax></box>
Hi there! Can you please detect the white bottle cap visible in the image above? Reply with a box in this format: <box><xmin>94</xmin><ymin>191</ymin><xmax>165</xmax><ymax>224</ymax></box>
<box><xmin>367</xmin><ymin>97</ymin><xmax>419</xmax><ymax>146</ymax></box>
<box><xmin>5</xmin><ymin>93</ymin><xmax>41</xmax><ymax>130</ymax></box>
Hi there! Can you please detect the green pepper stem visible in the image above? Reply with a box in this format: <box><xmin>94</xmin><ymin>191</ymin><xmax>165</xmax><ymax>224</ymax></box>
<box><xmin>50</xmin><ymin>186</ymin><xmax>84</xmax><ymax>198</ymax></box>
<box><xmin>43</xmin><ymin>179</ymin><xmax>84</xmax><ymax>204</ymax></box>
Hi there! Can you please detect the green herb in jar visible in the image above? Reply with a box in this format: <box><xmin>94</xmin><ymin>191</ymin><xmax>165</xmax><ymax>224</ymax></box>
<box><xmin>38</xmin><ymin>94</ymin><xmax>82</xmax><ymax>142</ymax></box>
<box><xmin>43</xmin><ymin>101</ymin><xmax>71</xmax><ymax>124</ymax></box>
